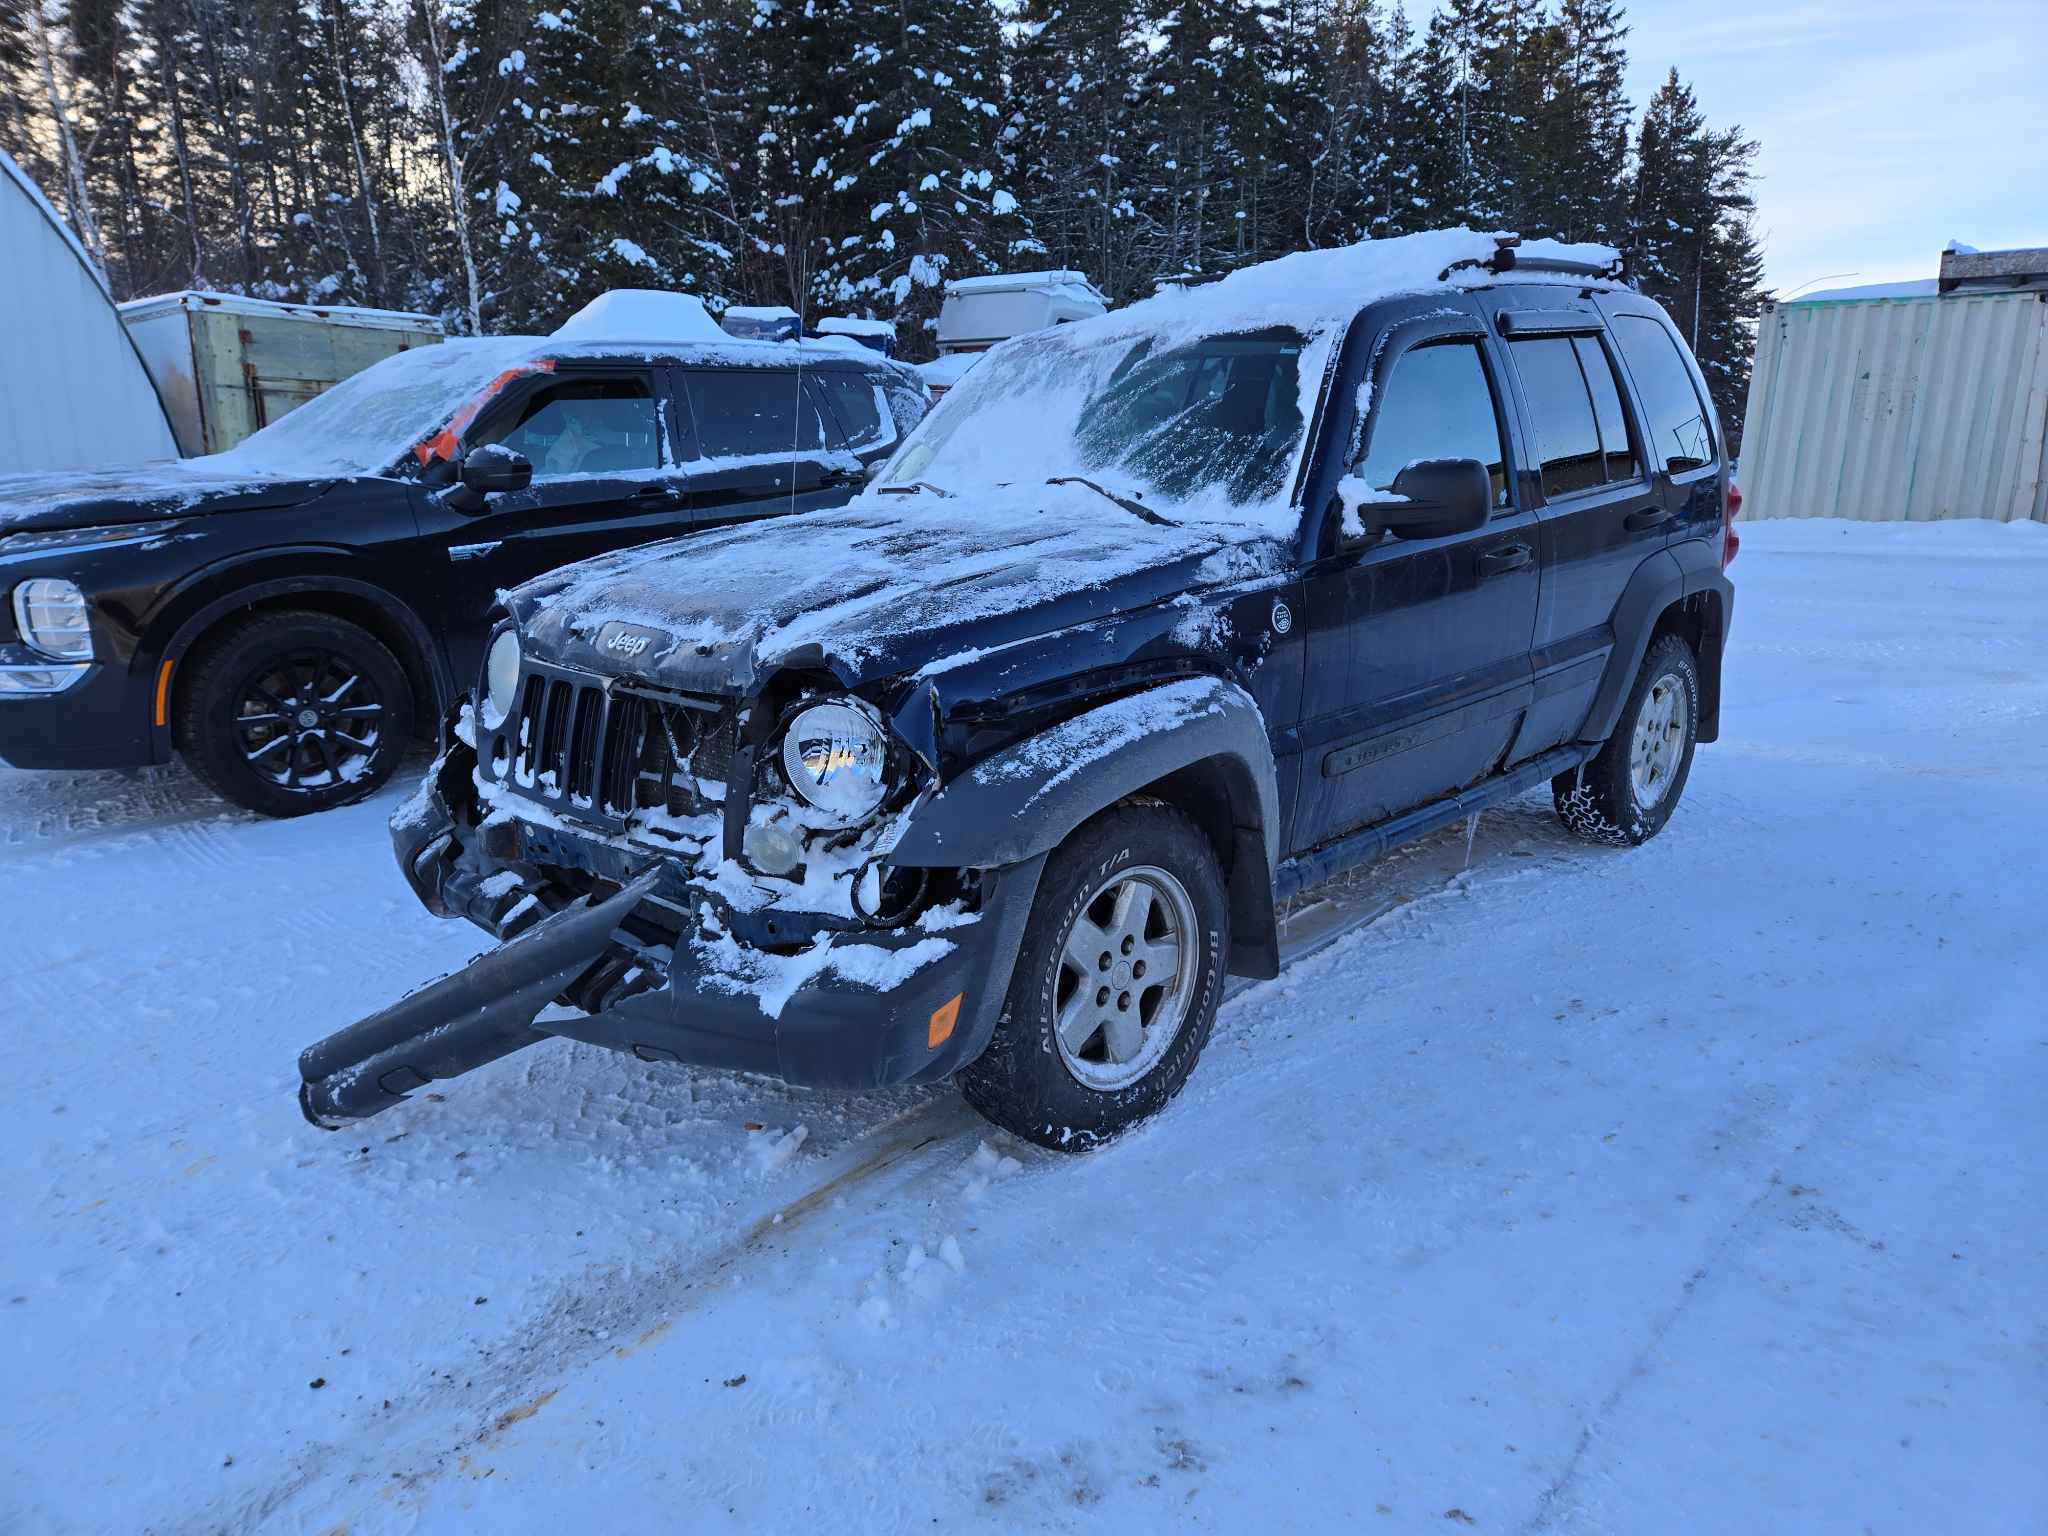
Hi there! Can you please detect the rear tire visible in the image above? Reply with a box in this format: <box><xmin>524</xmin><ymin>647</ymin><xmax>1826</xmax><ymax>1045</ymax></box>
<box><xmin>178</xmin><ymin>610</ymin><xmax>414</xmax><ymax>818</ymax></box>
<box><xmin>960</xmin><ymin>801</ymin><xmax>1228</xmax><ymax>1152</ymax></box>
<box><xmin>1552</xmin><ymin>632</ymin><xmax>1699</xmax><ymax>847</ymax></box>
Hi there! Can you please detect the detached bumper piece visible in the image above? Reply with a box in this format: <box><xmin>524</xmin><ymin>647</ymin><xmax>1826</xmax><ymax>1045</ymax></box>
<box><xmin>298</xmin><ymin>870</ymin><xmax>665</xmax><ymax>1127</ymax></box>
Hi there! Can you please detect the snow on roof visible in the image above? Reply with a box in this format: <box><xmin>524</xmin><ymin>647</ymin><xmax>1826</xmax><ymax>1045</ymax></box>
<box><xmin>1787</xmin><ymin>279</ymin><xmax>1940</xmax><ymax>304</ymax></box>
<box><xmin>817</xmin><ymin>316</ymin><xmax>894</xmax><ymax>337</ymax></box>
<box><xmin>118</xmin><ymin>290</ymin><xmax>442</xmax><ymax>331</ymax></box>
<box><xmin>552</xmin><ymin>289</ymin><xmax>725</xmax><ymax>343</ymax></box>
<box><xmin>722</xmin><ymin>305</ymin><xmax>800</xmax><ymax>322</ymax></box>
<box><xmin>944</xmin><ymin>269</ymin><xmax>1101</xmax><ymax>298</ymax></box>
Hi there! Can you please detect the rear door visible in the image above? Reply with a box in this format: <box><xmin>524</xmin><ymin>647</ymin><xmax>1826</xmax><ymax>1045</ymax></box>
<box><xmin>1484</xmin><ymin>301</ymin><xmax>1668</xmax><ymax>758</ymax></box>
<box><xmin>1291</xmin><ymin>305</ymin><xmax>1540</xmax><ymax>851</ymax></box>
<box><xmin>675</xmin><ymin>366</ymin><xmax>866</xmax><ymax>529</ymax></box>
<box><xmin>431</xmin><ymin>365</ymin><xmax>695</xmax><ymax>652</ymax></box>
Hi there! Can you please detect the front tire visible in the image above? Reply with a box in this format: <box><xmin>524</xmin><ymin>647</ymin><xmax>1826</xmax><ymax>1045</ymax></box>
<box><xmin>960</xmin><ymin>802</ymin><xmax>1228</xmax><ymax>1151</ymax></box>
<box><xmin>177</xmin><ymin>610</ymin><xmax>415</xmax><ymax>818</ymax></box>
<box><xmin>1552</xmin><ymin>632</ymin><xmax>1700</xmax><ymax>847</ymax></box>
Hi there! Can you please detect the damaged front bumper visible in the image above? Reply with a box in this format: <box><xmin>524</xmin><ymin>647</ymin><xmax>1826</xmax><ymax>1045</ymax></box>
<box><xmin>298</xmin><ymin>741</ymin><xmax>1041</xmax><ymax>1127</ymax></box>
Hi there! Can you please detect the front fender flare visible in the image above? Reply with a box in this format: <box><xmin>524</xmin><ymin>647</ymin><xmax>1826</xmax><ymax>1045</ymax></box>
<box><xmin>890</xmin><ymin>676</ymin><xmax>1282</xmax><ymax>980</ymax></box>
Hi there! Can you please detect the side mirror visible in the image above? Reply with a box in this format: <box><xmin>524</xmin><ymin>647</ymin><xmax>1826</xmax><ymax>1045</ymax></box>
<box><xmin>1376</xmin><ymin>458</ymin><xmax>1492</xmax><ymax>540</ymax></box>
<box><xmin>445</xmin><ymin>445</ymin><xmax>533</xmax><ymax>513</ymax></box>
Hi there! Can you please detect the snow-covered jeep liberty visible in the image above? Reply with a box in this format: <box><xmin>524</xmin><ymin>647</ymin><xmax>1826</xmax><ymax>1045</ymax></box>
<box><xmin>299</xmin><ymin>229</ymin><xmax>1736</xmax><ymax>1150</ymax></box>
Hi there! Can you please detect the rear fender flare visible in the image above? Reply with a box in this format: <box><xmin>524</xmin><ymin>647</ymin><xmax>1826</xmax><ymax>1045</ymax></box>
<box><xmin>1581</xmin><ymin>543</ymin><xmax>1732</xmax><ymax>745</ymax></box>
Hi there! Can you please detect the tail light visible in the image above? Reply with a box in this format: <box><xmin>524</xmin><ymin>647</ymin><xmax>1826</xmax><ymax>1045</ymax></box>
<box><xmin>1722</xmin><ymin>475</ymin><xmax>1742</xmax><ymax>569</ymax></box>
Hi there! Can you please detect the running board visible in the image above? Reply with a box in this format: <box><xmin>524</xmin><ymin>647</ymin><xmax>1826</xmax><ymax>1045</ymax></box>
<box><xmin>1272</xmin><ymin>744</ymin><xmax>1596</xmax><ymax>905</ymax></box>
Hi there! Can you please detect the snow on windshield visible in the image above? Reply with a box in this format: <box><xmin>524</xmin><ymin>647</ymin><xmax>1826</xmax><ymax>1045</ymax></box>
<box><xmin>876</xmin><ymin>226</ymin><xmax>1617</xmax><ymax>537</ymax></box>
<box><xmin>201</xmin><ymin>337</ymin><xmax>546</xmax><ymax>478</ymax></box>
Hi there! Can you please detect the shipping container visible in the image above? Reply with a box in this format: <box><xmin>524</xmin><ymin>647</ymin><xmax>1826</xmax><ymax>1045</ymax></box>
<box><xmin>118</xmin><ymin>291</ymin><xmax>443</xmax><ymax>458</ymax></box>
<box><xmin>1738</xmin><ymin>250</ymin><xmax>2048</xmax><ymax>524</ymax></box>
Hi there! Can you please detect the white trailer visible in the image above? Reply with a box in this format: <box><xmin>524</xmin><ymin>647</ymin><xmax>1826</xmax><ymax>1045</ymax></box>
<box><xmin>119</xmin><ymin>291</ymin><xmax>443</xmax><ymax>458</ymax></box>
<box><xmin>0</xmin><ymin>149</ymin><xmax>178</xmax><ymax>473</ymax></box>
<box><xmin>1738</xmin><ymin>246</ymin><xmax>2048</xmax><ymax>524</ymax></box>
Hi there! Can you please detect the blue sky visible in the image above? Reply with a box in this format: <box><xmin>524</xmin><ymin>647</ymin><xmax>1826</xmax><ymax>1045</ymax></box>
<box><xmin>1621</xmin><ymin>0</ymin><xmax>2048</xmax><ymax>295</ymax></box>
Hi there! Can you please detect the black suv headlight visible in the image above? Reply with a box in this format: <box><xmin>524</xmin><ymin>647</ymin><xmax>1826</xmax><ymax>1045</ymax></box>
<box><xmin>482</xmin><ymin>629</ymin><xmax>521</xmax><ymax>727</ymax></box>
<box><xmin>13</xmin><ymin>578</ymin><xmax>93</xmax><ymax>661</ymax></box>
<box><xmin>779</xmin><ymin>697</ymin><xmax>890</xmax><ymax>824</ymax></box>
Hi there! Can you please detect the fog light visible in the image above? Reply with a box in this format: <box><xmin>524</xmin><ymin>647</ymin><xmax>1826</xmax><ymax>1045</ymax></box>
<box><xmin>0</xmin><ymin>662</ymin><xmax>90</xmax><ymax>695</ymax></box>
<box><xmin>743</xmin><ymin>821</ymin><xmax>802</xmax><ymax>876</ymax></box>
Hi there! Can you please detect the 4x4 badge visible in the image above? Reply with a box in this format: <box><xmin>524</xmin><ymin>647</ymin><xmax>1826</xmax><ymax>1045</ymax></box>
<box><xmin>1271</xmin><ymin>600</ymin><xmax>1293</xmax><ymax>635</ymax></box>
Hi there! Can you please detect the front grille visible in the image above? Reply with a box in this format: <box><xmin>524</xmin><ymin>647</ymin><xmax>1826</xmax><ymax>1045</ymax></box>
<box><xmin>481</xmin><ymin>659</ymin><xmax>733</xmax><ymax>829</ymax></box>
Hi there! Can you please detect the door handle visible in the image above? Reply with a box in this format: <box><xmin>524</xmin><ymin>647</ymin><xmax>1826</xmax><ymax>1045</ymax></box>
<box><xmin>628</xmin><ymin>484</ymin><xmax>680</xmax><ymax>507</ymax></box>
<box><xmin>1480</xmin><ymin>542</ymin><xmax>1533</xmax><ymax>576</ymax></box>
<box><xmin>1624</xmin><ymin>507</ymin><xmax>1673</xmax><ymax>532</ymax></box>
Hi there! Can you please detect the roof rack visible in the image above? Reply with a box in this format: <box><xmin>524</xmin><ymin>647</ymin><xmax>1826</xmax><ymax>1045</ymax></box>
<box><xmin>1438</xmin><ymin>235</ymin><xmax>1625</xmax><ymax>284</ymax></box>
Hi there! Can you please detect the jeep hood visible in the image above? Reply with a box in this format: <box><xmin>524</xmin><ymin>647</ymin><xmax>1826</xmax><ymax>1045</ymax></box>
<box><xmin>0</xmin><ymin>465</ymin><xmax>338</xmax><ymax>537</ymax></box>
<box><xmin>504</xmin><ymin>487</ymin><xmax>1287</xmax><ymax>694</ymax></box>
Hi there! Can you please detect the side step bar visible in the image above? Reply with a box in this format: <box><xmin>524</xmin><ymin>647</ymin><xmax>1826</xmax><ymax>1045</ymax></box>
<box><xmin>298</xmin><ymin>869</ymin><xmax>664</xmax><ymax>1128</ymax></box>
<box><xmin>1273</xmin><ymin>744</ymin><xmax>1595</xmax><ymax>905</ymax></box>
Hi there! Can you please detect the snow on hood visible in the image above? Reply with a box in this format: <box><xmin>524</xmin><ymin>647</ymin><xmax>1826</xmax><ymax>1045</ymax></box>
<box><xmin>0</xmin><ymin>463</ymin><xmax>331</xmax><ymax>535</ymax></box>
<box><xmin>505</xmin><ymin>483</ymin><xmax>1281</xmax><ymax>694</ymax></box>
<box><xmin>552</xmin><ymin>289</ymin><xmax>727</xmax><ymax>343</ymax></box>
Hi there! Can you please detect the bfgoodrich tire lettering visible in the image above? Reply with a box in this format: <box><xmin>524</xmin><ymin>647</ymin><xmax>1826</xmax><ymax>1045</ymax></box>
<box><xmin>178</xmin><ymin>609</ymin><xmax>415</xmax><ymax>818</ymax></box>
<box><xmin>1552</xmin><ymin>631</ymin><xmax>1700</xmax><ymax>847</ymax></box>
<box><xmin>961</xmin><ymin>801</ymin><xmax>1228</xmax><ymax>1151</ymax></box>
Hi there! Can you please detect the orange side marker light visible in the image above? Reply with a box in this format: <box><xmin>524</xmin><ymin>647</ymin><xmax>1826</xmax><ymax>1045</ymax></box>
<box><xmin>154</xmin><ymin>659</ymin><xmax>175</xmax><ymax>728</ymax></box>
<box><xmin>928</xmin><ymin>994</ymin><xmax>962</xmax><ymax>1051</ymax></box>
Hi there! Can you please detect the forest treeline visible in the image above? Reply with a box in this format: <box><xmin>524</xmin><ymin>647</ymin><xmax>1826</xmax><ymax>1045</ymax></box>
<box><xmin>4</xmin><ymin>0</ymin><xmax>1767</xmax><ymax>431</ymax></box>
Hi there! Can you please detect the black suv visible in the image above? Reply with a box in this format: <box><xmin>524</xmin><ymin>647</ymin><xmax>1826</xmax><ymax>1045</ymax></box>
<box><xmin>0</xmin><ymin>334</ymin><xmax>924</xmax><ymax>814</ymax></box>
<box><xmin>298</xmin><ymin>232</ymin><xmax>1735</xmax><ymax>1149</ymax></box>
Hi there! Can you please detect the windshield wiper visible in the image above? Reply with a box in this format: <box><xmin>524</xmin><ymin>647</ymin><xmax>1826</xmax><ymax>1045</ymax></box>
<box><xmin>876</xmin><ymin>480</ymin><xmax>952</xmax><ymax>499</ymax></box>
<box><xmin>1047</xmin><ymin>476</ymin><xmax>1175</xmax><ymax>527</ymax></box>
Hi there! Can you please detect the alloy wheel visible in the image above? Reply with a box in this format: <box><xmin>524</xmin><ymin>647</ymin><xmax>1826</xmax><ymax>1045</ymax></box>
<box><xmin>1053</xmin><ymin>864</ymin><xmax>1201</xmax><ymax>1091</ymax></box>
<box><xmin>233</xmin><ymin>649</ymin><xmax>386</xmax><ymax>792</ymax></box>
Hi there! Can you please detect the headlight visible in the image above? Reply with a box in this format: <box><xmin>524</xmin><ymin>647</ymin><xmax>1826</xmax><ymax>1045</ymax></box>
<box><xmin>780</xmin><ymin>699</ymin><xmax>889</xmax><ymax>823</ymax></box>
<box><xmin>13</xmin><ymin>578</ymin><xmax>92</xmax><ymax>661</ymax></box>
<box><xmin>482</xmin><ymin>629</ymin><xmax>521</xmax><ymax>727</ymax></box>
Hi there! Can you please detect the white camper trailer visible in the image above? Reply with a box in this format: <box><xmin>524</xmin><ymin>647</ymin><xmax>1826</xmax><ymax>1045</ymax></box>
<box><xmin>0</xmin><ymin>150</ymin><xmax>178</xmax><ymax>473</ymax></box>
<box><xmin>924</xmin><ymin>270</ymin><xmax>1108</xmax><ymax>397</ymax></box>
<box><xmin>120</xmin><ymin>291</ymin><xmax>443</xmax><ymax>458</ymax></box>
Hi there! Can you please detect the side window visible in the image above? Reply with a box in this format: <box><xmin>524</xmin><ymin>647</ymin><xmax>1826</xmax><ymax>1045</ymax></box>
<box><xmin>1355</xmin><ymin>340</ymin><xmax>1509</xmax><ymax>508</ymax></box>
<box><xmin>1574</xmin><ymin>335</ymin><xmax>1640</xmax><ymax>484</ymax></box>
<box><xmin>683</xmin><ymin>369</ymin><xmax>827</xmax><ymax>460</ymax></box>
<box><xmin>816</xmin><ymin>372</ymin><xmax>897</xmax><ymax>452</ymax></box>
<box><xmin>1507</xmin><ymin>337</ymin><xmax>1605</xmax><ymax>499</ymax></box>
<box><xmin>1610</xmin><ymin>315</ymin><xmax>1715</xmax><ymax>474</ymax></box>
<box><xmin>474</xmin><ymin>376</ymin><xmax>660</xmax><ymax>478</ymax></box>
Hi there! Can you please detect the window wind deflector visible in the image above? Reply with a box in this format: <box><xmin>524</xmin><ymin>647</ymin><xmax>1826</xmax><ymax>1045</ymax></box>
<box><xmin>1047</xmin><ymin>476</ymin><xmax>1177</xmax><ymax>527</ymax></box>
<box><xmin>1496</xmin><ymin>310</ymin><xmax>1603</xmax><ymax>337</ymax></box>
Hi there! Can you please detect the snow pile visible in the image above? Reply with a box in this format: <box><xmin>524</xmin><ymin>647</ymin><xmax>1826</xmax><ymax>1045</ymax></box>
<box><xmin>917</xmin><ymin>352</ymin><xmax>981</xmax><ymax>389</ymax></box>
<box><xmin>552</xmin><ymin>288</ymin><xmax>726</xmax><ymax>343</ymax></box>
<box><xmin>816</xmin><ymin>317</ymin><xmax>894</xmax><ymax>338</ymax></box>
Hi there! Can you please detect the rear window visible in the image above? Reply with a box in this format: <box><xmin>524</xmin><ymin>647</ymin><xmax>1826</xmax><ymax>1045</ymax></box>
<box><xmin>1610</xmin><ymin>316</ymin><xmax>1715</xmax><ymax>474</ymax></box>
<box><xmin>683</xmin><ymin>370</ymin><xmax>827</xmax><ymax>460</ymax></box>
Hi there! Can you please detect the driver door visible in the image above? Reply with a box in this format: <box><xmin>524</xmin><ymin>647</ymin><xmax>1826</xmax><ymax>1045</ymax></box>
<box><xmin>1291</xmin><ymin>316</ymin><xmax>1540</xmax><ymax>851</ymax></box>
<box><xmin>431</xmin><ymin>366</ymin><xmax>695</xmax><ymax>650</ymax></box>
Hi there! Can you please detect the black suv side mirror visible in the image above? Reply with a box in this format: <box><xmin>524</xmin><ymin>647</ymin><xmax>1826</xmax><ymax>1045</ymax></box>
<box><xmin>1375</xmin><ymin>458</ymin><xmax>1492</xmax><ymax>540</ymax></box>
<box><xmin>445</xmin><ymin>445</ymin><xmax>533</xmax><ymax>514</ymax></box>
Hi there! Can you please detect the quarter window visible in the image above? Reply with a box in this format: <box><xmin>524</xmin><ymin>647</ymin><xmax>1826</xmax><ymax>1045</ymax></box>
<box><xmin>474</xmin><ymin>376</ymin><xmax>660</xmax><ymax>478</ymax></box>
<box><xmin>1354</xmin><ymin>340</ymin><xmax>1509</xmax><ymax>508</ymax></box>
<box><xmin>1610</xmin><ymin>315</ymin><xmax>1715</xmax><ymax>474</ymax></box>
<box><xmin>817</xmin><ymin>372</ymin><xmax>897</xmax><ymax>452</ymax></box>
<box><xmin>683</xmin><ymin>370</ymin><xmax>828</xmax><ymax>460</ymax></box>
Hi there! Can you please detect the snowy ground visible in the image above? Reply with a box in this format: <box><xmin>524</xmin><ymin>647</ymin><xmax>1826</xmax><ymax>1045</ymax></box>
<box><xmin>3</xmin><ymin>518</ymin><xmax>2043</xmax><ymax>1534</ymax></box>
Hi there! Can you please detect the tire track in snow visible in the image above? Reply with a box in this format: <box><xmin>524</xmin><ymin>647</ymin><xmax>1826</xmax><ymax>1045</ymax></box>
<box><xmin>192</xmin><ymin>808</ymin><xmax>1569</xmax><ymax>1533</ymax></box>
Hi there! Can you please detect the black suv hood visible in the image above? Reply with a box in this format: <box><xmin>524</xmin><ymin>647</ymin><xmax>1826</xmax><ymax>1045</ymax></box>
<box><xmin>505</xmin><ymin>491</ymin><xmax>1285</xmax><ymax>694</ymax></box>
<box><xmin>0</xmin><ymin>465</ymin><xmax>337</xmax><ymax>537</ymax></box>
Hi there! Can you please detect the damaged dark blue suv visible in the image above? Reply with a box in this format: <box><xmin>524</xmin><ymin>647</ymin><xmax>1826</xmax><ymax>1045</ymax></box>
<box><xmin>299</xmin><ymin>230</ymin><xmax>1736</xmax><ymax>1150</ymax></box>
